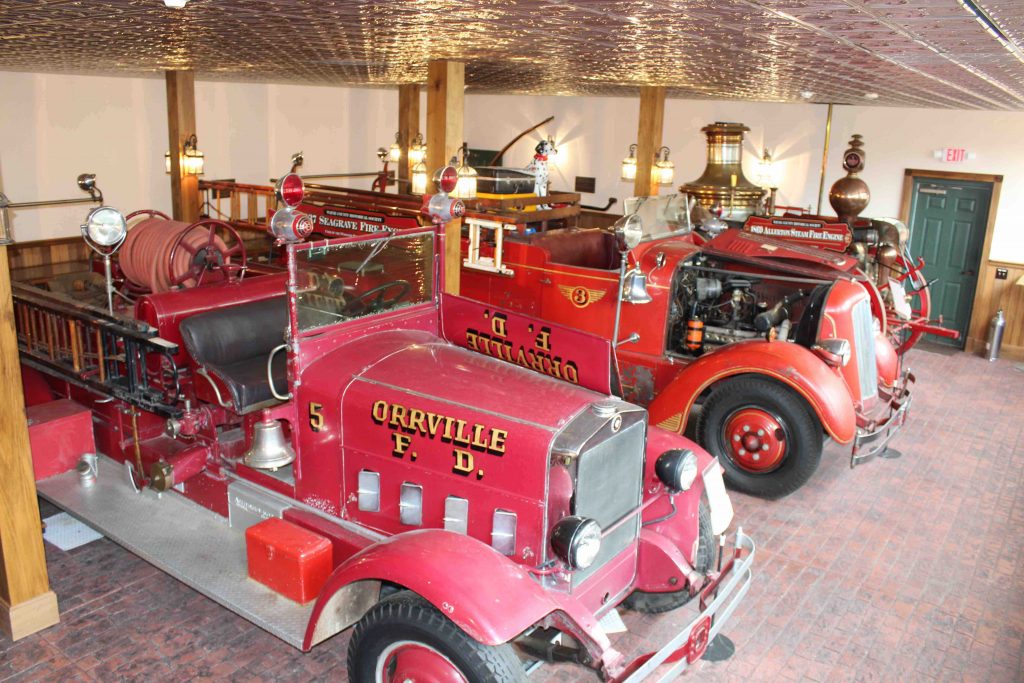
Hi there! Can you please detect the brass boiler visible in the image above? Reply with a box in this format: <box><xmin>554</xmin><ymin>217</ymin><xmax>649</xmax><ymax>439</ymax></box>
<box><xmin>680</xmin><ymin>122</ymin><xmax>765</xmax><ymax>222</ymax></box>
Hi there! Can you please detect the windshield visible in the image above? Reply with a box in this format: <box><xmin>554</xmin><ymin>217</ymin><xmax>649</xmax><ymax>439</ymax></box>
<box><xmin>295</xmin><ymin>231</ymin><xmax>434</xmax><ymax>333</ymax></box>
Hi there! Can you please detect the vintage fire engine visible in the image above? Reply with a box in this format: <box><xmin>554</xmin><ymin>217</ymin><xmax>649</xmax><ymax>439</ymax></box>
<box><xmin>19</xmin><ymin>173</ymin><xmax>753</xmax><ymax>681</ymax></box>
<box><xmin>456</xmin><ymin>198</ymin><xmax>913</xmax><ymax>499</ymax></box>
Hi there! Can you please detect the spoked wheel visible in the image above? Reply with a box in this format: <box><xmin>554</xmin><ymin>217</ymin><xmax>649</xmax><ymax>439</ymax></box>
<box><xmin>343</xmin><ymin>280</ymin><xmax>411</xmax><ymax>316</ymax></box>
<box><xmin>623</xmin><ymin>501</ymin><xmax>714</xmax><ymax>613</ymax></box>
<box><xmin>166</xmin><ymin>219</ymin><xmax>247</xmax><ymax>289</ymax></box>
<box><xmin>347</xmin><ymin>593</ymin><xmax>524</xmax><ymax>683</ymax></box>
<box><xmin>697</xmin><ymin>376</ymin><xmax>822</xmax><ymax>499</ymax></box>
<box><xmin>879</xmin><ymin>252</ymin><xmax>931</xmax><ymax>355</ymax></box>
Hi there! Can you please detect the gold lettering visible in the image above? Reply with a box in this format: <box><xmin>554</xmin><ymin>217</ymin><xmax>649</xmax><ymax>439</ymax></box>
<box><xmin>491</xmin><ymin>313</ymin><xmax>508</xmax><ymax>338</ymax></box>
<box><xmin>535</xmin><ymin>327</ymin><xmax>551</xmax><ymax>351</ymax></box>
<box><xmin>426</xmin><ymin>412</ymin><xmax>444</xmax><ymax>437</ymax></box>
<box><xmin>452</xmin><ymin>419</ymin><xmax>471</xmax><ymax>446</ymax></box>
<box><xmin>388</xmin><ymin>404</ymin><xmax>408</xmax><ymax>431</ymax></box>
<box><xmin>392</xmin><ymin>432</ymin><xmax>412</xmax><ymax>457</ymax></box>
<box><xmin>452</xmin><ymin>449</ymin><xmax>474</xmax><ymax>475</ymax></box>
<box><xmin>371</xmin><ymin>400</ymin><xmax>388</xmax><ymax>424</ymax></box>
<box><xmin>564</xmin><ymin>362</ymin><xmax>579</xmax><ymax>384</ymax></box>
<box><xmin>442</xmin><ymin>416</ymin><xmax>455</xmax><ymax>441</ymax></box>
<box><xmin>466</xmin><ymin>331</ymin><xmax>479</xmax><ymax>351</ymax></box>
<box><xmin>489</xmin><ymin>429</ymin><xmax>507</xmax><ymax>455</ymax></box>
<box><xmin>407</xmin><ymin>408</ymin><xmax>427</xmax><ymax>435</ymax></box>
<box><xmin>471</xmin><ymin>424</ymin><xmax>490</xmax><ymax>451</ymax></box>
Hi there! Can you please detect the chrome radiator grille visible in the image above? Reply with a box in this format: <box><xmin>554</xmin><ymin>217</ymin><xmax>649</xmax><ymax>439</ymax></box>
<box><xmin>852</xmin><ymin>298</ymin><xmax>878</xmax><ymax>400</ymax></box>
<box><xmin>572</xmin><ymin>419</ymin><xmax>645</xmax><ymax>586</ymax></box>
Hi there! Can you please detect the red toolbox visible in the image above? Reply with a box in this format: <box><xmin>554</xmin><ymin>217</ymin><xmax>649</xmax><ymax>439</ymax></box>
<box><xmin>27</xmin><ymin>399</ymin><xmax>96</xmax><ymax>481</ymax></box>
<box><xmin>245</xmin><ymin>517</ymin><xmax>332</xmax><ymax>604</ymax></box>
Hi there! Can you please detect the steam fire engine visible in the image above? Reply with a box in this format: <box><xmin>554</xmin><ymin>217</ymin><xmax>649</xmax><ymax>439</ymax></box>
<box><xmin>18</xmin><ymin>172</ymin><xmax>753</xmax><ymax>681</ymax></box>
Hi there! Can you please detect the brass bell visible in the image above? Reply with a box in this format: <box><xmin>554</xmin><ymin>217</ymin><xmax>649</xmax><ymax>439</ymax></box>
<box><xmin>622</xmin><ymin>268</ymin><xmax>653</xmax><ymax>304</ymax></box>
<box><xmin>243</xmin><ymin>417</ymin><xmax>296</xmax><ymax>470</ymax></box>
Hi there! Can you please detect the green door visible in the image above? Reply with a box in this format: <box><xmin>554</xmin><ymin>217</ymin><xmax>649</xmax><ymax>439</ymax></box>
<box><xmin>907</xmin><ymin>178</ymin><xmax>991</xmax><ymax>348</ymax></box>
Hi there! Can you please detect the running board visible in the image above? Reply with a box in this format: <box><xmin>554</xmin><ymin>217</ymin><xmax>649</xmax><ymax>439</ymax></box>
<box><xmin>36</xmin><ymin>456</ymin><xmax>315</xmax><ymax>650</ymax></box>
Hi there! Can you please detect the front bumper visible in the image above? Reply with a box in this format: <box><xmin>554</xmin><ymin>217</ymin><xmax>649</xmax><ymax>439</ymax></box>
<box><xmin>614</xmin><ymin>530</ymin><xmax>756</xmax><ymax>682</ymax></box>
<box><xmin>850</xmin><ymin>368</ymin><xmax>914</xmax><ymax>467</ymax></box>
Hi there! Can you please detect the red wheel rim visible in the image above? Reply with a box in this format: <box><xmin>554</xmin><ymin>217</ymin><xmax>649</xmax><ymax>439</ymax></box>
<box><xmin>376</xmin><ymin>642</ymin><xmax>468</xmax><ymax>683</ymax></box>
<box><xmin>723</xmin><ymin>408</ymin><xmax>788</xmax><ymax>473</ymax></box>
<box><xmin>166</xmin><ymin>219</ymin><xmax>246</xmax><ymax>289</ymax></box>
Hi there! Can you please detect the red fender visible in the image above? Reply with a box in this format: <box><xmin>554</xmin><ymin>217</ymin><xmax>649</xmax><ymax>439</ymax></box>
<box><xmin>875</xmin><ymin>333</ymin><xmax>899</xmax><ymax>389</ymax></box>
<box><xmin>634</xmin><ymin>427</ymin><xmax>714</xmax><ymax>592</ymax></box>
<box><xmin>303</xmin><ymin>529</ymin><xmax>614</xmax><ymax>663</ymax></box>
<box><xmin>648</xmin><ymin>340</ymin><xmax>856</xmax><ymax>444</ymax></box>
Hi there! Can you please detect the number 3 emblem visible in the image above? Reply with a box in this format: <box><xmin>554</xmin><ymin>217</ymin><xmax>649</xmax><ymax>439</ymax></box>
<box><xmin>309</xmin><ymin>402</ymin><xmax>324</xmax><ymax>432</ymax></box>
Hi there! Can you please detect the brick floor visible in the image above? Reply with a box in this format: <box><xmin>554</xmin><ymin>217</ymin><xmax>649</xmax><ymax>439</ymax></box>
<box><xmin>3</xmin><ymin>345</ymin><xmax>1023</xmax><ymax>682</ymax></box>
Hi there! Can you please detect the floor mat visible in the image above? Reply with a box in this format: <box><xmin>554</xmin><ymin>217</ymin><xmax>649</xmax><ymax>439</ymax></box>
<box><xmin>42</xmin><ymin>512</ymin><xmax>104</xmax><ymax>551</ymax></box>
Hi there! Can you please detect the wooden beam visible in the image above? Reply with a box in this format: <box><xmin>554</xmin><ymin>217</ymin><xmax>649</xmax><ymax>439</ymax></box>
<box><xmin>398</xmin><ymin>84</ymin><xmax>420</xmax><ymax>187</ymax></box>
<box><xmin>426</xmin><ymin>61</ymin><xmax>465</xmax><ymax>295</ymax></box>
<box><xmin>634</xmin><ymin>86</ymin><xmax>666</xmax><ymax>198</ymax></box>
<box><xmin>166</xmin><ymin>70</ymin><xmax>200</xmax><ymax>223</ymax></box>
<box><xmin>0</xmin><ymin>245</ymin><xmax>59</xmax><ymax>640</ymax></box>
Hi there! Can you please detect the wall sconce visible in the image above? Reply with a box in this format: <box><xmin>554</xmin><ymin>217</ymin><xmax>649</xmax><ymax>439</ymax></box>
<box><xmin>621</xmin><ymin>144</ymin><xmax>638</xmax><ymax>181</ymax></box>
<box><xmin>453</xmin><ymin>143</ymin><xmax>478</xmax><ymax>200</ymax></box>
<box><xmin>165</xmin><ymin>134</ymin><xmax>205</xmax><ymax>175</ymax></box>
<box><xmin>409</xmin><ymin>133</ymin><xmax>427</xmax><ymax>165</ymax></box>
<box><xmin>411</xmin><ymin>161</ymin><xmax>428</xmax><ymax>195</ymax></box>
<box><xmin>388</xmin><ymin>132</ymin><xmax>402</xmax><ymax>163</ymax></box>
<box><xmin>654</xmin><ymin>146</ymin><xmax>674</xmax><ymax>186</ymax></box>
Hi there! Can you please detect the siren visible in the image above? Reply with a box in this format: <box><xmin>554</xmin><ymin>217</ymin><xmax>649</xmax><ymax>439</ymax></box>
<box><xmin>420</xmin><ymin>165</ymin><xmax>466</xmax><ymax>225</ymax></box>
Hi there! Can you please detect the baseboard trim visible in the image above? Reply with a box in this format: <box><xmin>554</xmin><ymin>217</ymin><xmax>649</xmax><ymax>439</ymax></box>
<box><xmin>0</xmin><ymin>590</ymin><xmax>59</xmax><ymax>641</ymax></box>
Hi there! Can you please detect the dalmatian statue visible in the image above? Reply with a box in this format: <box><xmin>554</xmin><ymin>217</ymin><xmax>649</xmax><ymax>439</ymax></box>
<box><xmin>526</xmin><ymin>138</ymin><xmax>554</xmax><ymax>209</ymax></box>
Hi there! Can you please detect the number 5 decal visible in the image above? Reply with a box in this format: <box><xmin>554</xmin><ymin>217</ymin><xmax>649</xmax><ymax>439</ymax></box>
<box><xmin>309</xmin><ymin>402</ymin><xmax>324</xmax><ymax>432</ymax></box>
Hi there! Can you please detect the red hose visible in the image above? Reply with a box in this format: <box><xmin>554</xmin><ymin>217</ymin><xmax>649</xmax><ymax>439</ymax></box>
<box><xmin>120</xmin><ymin>218</ymin><xmax>228</xmax><ymax>293</ymax></box>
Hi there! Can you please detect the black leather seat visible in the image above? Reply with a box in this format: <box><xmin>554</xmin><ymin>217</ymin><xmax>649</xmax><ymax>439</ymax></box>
<box><xmin>179</xmin><ymin>297</ymin><xmax>289</xmax><ymax>414</ymax></box>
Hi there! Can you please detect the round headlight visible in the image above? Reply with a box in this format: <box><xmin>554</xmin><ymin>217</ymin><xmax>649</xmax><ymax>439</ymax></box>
<box><xmin>551</xmin><ymin>516</ymin><xmax>602</xmax><ymax>570</ymax></box>
<box><xmin>655</xmin><ymin>448</ymin><xmax>699</xmax><ymax>492</ymax></box>
<box><xmin>81</xmin><ymin>206</ymin><xmax>127</xmax><ymax>247</ymax></box>
<box><xmin>614</xmin><ymin>213</ymin><xmax>643</xmax><ymax>251</ymax></box>
<box><xmin>818</xmin><ymin>338</ymin><xmax>852</xmax><ymax>367</ymax></box>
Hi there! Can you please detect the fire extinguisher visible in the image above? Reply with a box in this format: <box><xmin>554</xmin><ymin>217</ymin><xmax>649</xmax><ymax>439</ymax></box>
<box><xmin>986</xmin><ymin>309</ymin><xmax>1005</xmax><ymax>362</ymax></box>
<box><xmin>685</xmin><ymin>303</ymin><xmax>705</xmax><ymax>354</ymax></box>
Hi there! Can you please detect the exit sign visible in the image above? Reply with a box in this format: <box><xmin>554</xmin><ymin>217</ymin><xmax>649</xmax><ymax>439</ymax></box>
<box><xmin>933</xmin><ymin>148</ymin><xmax>976</xmax><ymax>162</ymax></box>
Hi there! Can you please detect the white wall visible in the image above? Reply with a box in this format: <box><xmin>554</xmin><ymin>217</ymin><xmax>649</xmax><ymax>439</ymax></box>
<box><xmin>2</xmin><ymin>70</ymin><xmax>1022</xmax><ymax>262</ymax></box>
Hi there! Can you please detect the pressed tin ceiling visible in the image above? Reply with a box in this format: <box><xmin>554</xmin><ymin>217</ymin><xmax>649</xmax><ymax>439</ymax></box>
<box><xmin>1</xmin><ymin>0</ymin><xmax>1023</xmax><ymax>109</ymax></box>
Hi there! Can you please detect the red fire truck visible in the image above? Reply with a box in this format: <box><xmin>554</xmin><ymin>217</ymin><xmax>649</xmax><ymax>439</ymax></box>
<box><xmin>457</xmin><ymin>197</ymin><xmax>913</xmax><ymax>499</ymax></box>
<box><xmin>19</xmin><ymin>176</ymin><xmax>753</xmax><ymax>682</ymax></box>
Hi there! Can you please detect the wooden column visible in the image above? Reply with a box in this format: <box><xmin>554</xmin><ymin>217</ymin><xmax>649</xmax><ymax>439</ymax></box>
<box><xmin>634</xmin><ymin>86</ymin><xmax>666</xmax><ymax>198</ymax></box>
<box><xmin>398</xmin><ymin>84</ymin><xmax>420</xmax><ymax>187</ymax></box>
<box><xmin>0</xmin><ymin>246</ymin><xmax>59</xmax><ymax>640</ymax></box>
<box><xmin>166</xmin><ymin>70</ymin><xmax>200</xmax><ymax>223</ymax></box>
<box><xmin>426</xmin><ymin>60</ymin><xmax>465</xmax><ymax>295</ymax></box>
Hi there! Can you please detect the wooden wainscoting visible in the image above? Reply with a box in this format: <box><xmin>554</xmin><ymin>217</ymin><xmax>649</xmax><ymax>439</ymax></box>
<box><xmin>6</xmin><ymin>237</ymin><xmax>92</xmax><ymax>283</ymax></box>
<box><xmin>966</xmin><ymin>260</ymin><xmax>1024</xmax><ymax>361</ymax></box>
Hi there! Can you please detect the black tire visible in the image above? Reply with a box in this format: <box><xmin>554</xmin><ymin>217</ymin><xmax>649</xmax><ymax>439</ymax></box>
<box><xmin>347</xmin><ymin>592</ymin><xmax>524</xmax><ymax>683</ymax></box>
<box><xmin>697</xmin><ymin>375</ymin><xmax>822</xmax><ymax>499</ymax></box>
<box><xmin>623</xmin><ymin>501</ymin><xmax>714</xmax><ymax>614</ymax></box>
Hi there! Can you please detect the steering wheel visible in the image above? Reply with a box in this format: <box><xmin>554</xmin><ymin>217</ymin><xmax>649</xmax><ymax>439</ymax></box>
<box><xmin>167</xmin><ymin>219</ymin><xmax>247</xmax><ymax>289</ymax></box>
<box><xmin>342</xmin><ymin>280</ymin><xmax>411</xmax><ymax>316</ymax></box>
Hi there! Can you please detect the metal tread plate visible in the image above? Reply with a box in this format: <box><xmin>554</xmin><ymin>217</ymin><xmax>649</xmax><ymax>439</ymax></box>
<box><xmin>36</xmin><ymin>456</ymin><xmax>314</xmax><ymax>649</ymax></box>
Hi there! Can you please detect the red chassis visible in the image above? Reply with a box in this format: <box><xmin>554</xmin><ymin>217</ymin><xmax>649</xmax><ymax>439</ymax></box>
<box><xmin>187</xmin><ymin>181</ymin><xmax>912</xmax><ymax>498</ymax></box>
<box><xmin>20</xmin><ymin>211</ymin><xmax>753</xmax><ymax>681</ymax></box>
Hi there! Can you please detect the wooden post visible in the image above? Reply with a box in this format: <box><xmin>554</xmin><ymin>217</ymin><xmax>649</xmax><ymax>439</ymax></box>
<box><xmin>634</xmin><ymin>86</ymin><xmax>666</xmax><ymax>198</ymax></box>
<box><xmin>0</xmin><ymin>246</ymin><xmax>59</xmax><ymax>640</ymax></box>
<box><xmin>398</xmin><ymin>84</ymin><xmax>421</xmax><ymax>188</ymax></box>
<box><xmin>166</xmin><ymin>70</ymin><xmax>200</xmax><ymax>223</ymax></box>
<box><xmin>426</xmin><ymin>61</ymin><xmax>465</xmax><ymax>295</ymax></box>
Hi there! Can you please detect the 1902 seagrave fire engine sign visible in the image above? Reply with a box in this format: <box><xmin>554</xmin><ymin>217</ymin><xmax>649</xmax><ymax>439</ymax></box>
<box><xmin>299</xmin><ymin>204</ymin><xmax>420</xmax><ymax>237</ymax></box>
<box><xmin>744</xmin><ymin>215</ymin><xmax>853</xmax><ymax>251</ymax></box>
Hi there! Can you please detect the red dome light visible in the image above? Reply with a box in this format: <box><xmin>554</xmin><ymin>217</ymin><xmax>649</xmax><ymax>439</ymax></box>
<box><xmin>438</xmin><ymin>166</ymin><xmax>458</xmax><ymax>194</ymax></box>
<box><xmin>277</xmin><ymin>173</ymin><xmax>305</xmax><ymax>207</ymax></box>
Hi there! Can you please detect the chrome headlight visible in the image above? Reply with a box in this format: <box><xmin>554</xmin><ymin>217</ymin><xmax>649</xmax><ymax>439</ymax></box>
<box><xmin>655</xmin><ymin>449</ymin><xmax>699</xmax><ymax>492</ymax></box>
<box><xmin>551</xmin><ymin>516</ymin><xmax>602</xmax><ymax>570</ymax></box>
<box><xmin>614</xmin><ymin>213</ymin><xmax>643</xmax><ymax>251</ymax></box>
<box><xmin>817</xmin><ymin>338</ymin><xmax>852</xmax><ymax>367</ymax></box>
<box><xmin>81</xmin><ymin>206</ymin><xmax>127</xmax><ymax>248</ymax></box>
